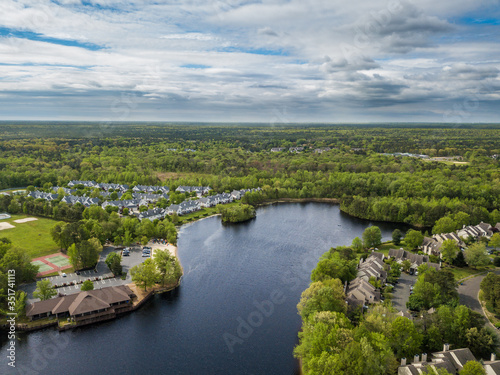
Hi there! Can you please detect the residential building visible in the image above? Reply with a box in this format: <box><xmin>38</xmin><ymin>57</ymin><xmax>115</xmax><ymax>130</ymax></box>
<box><xmin>398</xmin><ymin>345</ymin><xmax>500</xmax><ymax>375</ymax></box>
<box><xmin>389</xmin><ymin>249</ymin><xmax>441</xmax><ymax>272</ymax></box>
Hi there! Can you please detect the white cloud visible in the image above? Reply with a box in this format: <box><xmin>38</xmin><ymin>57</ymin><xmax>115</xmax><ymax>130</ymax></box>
<box><xmin>0</xmin><ymin>0</ymin><xmax>499</xmax><ymax>122</ymax></box>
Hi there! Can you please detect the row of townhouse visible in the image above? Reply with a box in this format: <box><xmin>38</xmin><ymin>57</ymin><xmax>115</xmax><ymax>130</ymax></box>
<box><xmin>28</xmin><ymin>191</ymin><xmax>59</xmax><ymax>201</ymax></box>
<box><xmin>346</xmin><ymin>252</ymin><xmax>386</xmax><ymax>308</ymax></box>
<box><xmin>388</xmin><ymin>249</ymin><xmax>441</xmax><ymax>273</ymax></box>
<box><xmin>132</xmin><ymin>185</ymin><xmax>170</xmax><ymax>194</ymax></box>
<box><xmin>67</xmin><ymin>180</ymin><xmax>172</xmax><ymax>194</ymax></box>
<box><xmin>175</xmin><ymin>186</ymin><xmax>210</xmax><ymax>196</ymax></box>
<box><xmin>67</xmin><ymin>181</ymin><xmax>130</xmax><ymax>192</ymax></box>
<box><xmin>101</xmin><ymin>199</ymin><xmax>148</xmax><ymax>212</ymax></box>
<box><xmin>422</xmin><ymin>222</ymin><xmax>500</xmax><ymax>257</ymax></box>
<box><xmin>51</xmin><ymin>186</ymin><xmax>77</xmax><ymax>195</ymax></box>
<box><xmin>60</xmin><ymin>196</ymin><xmax>99</xmax><ymax>208</ymax></box>
<box><xmin>399</xmin><ymin>345</ymin><xmax>500</xmax><ymax>375</ymax></box>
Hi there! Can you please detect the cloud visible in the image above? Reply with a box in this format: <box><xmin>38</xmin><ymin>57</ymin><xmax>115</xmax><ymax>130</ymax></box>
<box><xmin>0</xmin><ymin>0</ymin><xmax>499</xmax><ymax>122</ymax></box>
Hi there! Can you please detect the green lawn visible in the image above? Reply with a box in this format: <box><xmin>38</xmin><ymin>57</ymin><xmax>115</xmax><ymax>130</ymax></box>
<box><xmin>175</xmin><ymin>203</ymin><xmax>240</xmax><ymax>225</ymax></box>
<box><xmin>446</xmin><ymin>264</ymin><xmax>495</xmax><ymax>281</ymax></box>
<box><xmin>0</xmin><ymin>214</ymin><xmax>60</xmax><ymax>258</ymax></box>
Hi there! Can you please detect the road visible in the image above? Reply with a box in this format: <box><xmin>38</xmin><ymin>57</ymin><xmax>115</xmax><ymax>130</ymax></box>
<box><xmin>458</xmin><ymin>269</ymin><xmax>500</xmax><ymax>334</ymax></box>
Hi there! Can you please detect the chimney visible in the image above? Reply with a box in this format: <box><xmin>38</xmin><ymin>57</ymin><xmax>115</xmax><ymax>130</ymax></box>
<box><xmin>401</xmin><ymin>358</ymin><xmax>406</xmax><ymax>366</ymax></box>
<box><xmin>492</xmin><ymin>353</ymin><xmax>497</xmax><ymax>362</ymax></box>
<box><xmin>443</xmin><ymin>344</ymin><xmax>450</xmax><ymax>352</ymax></box>
<box><xmin>422</xmin><ymin>353</ymin><xmax>427</xmax><ymax>363</ymax></box>
<box><xmin>413</xmin><ymin>354</ymin><xmax>420</xmax><ymax>364</ymax></box>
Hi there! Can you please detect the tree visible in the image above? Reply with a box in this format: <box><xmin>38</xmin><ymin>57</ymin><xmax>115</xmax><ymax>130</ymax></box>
<box><xmin>399</xmin><ymin>260</ymin><xmax>410</xmax><ymax>273</ymax></box>
<box><xmin>389</xmin><ymin>316</ymin><xmax>423</xmax><ymax>359</ymax></box>
<box><xmin>81</xmin><ymin>280</ymin><xmax>94</xmax><ymax>291</ymax></box>
<box><xmin>362</xmin><ymin>226</ymin><xmax>382</xmax><ymax>248</ymax></box>
<box><xmin>440</xmin><ymin>239</ymin><xmax>459</xmax><ymax>263</ymax></box>
<box><xmin>105</xmin><ymin>252</ymin><xmax>122</xmax><ymax>276</ymax></box>
<box><xmin>14</xmin><ymin>291</ymin><xmax>27</xmax><ymax>317</ymax></box>
<box><xmin>464</xmin><ymin>243</ymin><xmax>490</xmax><ymax>268</ymax></box>
<box><xmin>405</xmin><ymin>229</ymin><xmax>424</xmax><ymax>249</ymax></box>
<box><xmin>351</xmin><ymin>237</ymin><xmax>364</xmax><ymax>252</ymax></box>
<box><xmin>297</xmin><ymin>279</ymin><xmax>347</xmax><ymax>319</ymax></box>
<box><xmin>433</xmin><ymin>216</ymin><xmax>457</xmax><ymax>235</ymax></box>
<box><xmin>67</xmin><ymin>238</ymin><xmax>103</xmax><ymax>270</ymax></box>
<box><xmin>459</xmin><ymin>360</ymin><xmax>485</xmax><ymax>375</ymax></box>
<box><xmin>33</xmin><ymin>279</ymin><xmax>57</xmax><ymax>301</ymax></box>
<box><xmin>489</xmin><ymin>233</ymin><xmax>500</xmax><ymax>251</ymax></box>
<box><xmin>311</xmin><ymin>251</ymin><xmax>357</xmax><ymax>283</ymax></box>
<box><xmin>131</xmin><ymin>259</ymin><xmax>158</xmax><ymax>291</ymax></box>
<box><xmin>453</xmin><ymin>251</ymin><xmax>467</xmax><ymax>267</ymax></box>
<box><xmin>392</xmin><ymin>229</ymin><xmax>402</xmax><ymax>246</ymax></box>
<box><xmin>453</xmin><ymin>211</ymin><xmax>470</xmax><ymax>229</ymax></box>
<box><xmin>154</xmin><ymin>249</ymin><xmax>182</xmax><ymax>286</ymax></box>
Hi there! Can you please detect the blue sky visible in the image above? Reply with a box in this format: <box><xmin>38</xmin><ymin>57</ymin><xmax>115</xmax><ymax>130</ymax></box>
<box><xmin>0</xmin><ymin>0</ymin><xmax>499</xmax><ymax>123</ymax></box>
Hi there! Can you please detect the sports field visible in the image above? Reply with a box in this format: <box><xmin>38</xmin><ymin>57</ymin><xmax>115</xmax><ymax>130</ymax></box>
<box><xmin>0</xmin><ymin>214</ymin><xmax>60</xmax><ymax>258</ymax></box>
<box><xmin>31</xmin><ymin>253</ymin><xmax>72</xmax><ymax>276</ymax></box>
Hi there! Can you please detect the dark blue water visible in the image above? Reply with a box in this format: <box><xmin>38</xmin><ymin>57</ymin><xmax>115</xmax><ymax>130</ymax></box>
<box><xmin>1</xmin><ymin>203</ymin><xmax>406</xmax><ymax>374</ymax></box>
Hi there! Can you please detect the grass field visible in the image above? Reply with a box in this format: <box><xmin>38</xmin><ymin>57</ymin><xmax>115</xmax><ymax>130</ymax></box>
<box><xmin>0</xmin><ymin>214</ymin><xmax>60</xmax><ymax>258</ymax></box>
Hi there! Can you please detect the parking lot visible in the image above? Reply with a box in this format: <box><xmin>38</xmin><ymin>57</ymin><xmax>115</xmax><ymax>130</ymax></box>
<box><xmin>391</xmin><ymin>272</ymin><xmax>417</xmax><ymax>312</ymax></box>
<box><xmin>22</xmin><ymin>245</ymin><xmax>147</xmax><ymax>303</ymax></box>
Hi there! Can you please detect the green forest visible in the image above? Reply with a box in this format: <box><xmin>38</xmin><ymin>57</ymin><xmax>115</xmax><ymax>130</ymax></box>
<box><xmin>0</xmin><ymin>123</ymin><xmax>498</xmax><ymax>228</ymax></box>
<box><xmin>0</xmin><ymin>122</ymin><xmax>499</xmax><ymax>342</ymax></box>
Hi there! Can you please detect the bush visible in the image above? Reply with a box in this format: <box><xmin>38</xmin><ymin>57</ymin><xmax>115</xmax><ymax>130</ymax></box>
<box><xmin>120</xmin><ymin>272</ymin><xmax>127</xmax><ymax>280</ymax></box>
<box><xmin>494</xmin><ymin>256</ymin><xmax>500</xmax><ymax>267</ymax></box>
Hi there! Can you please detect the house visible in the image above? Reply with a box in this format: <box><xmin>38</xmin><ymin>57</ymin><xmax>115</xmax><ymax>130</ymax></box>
<box><xmin>199</xmin><ymin>196</ymin><xmax>218</xmax><ymax>208</ymax></box>
<box><xmin>26</xmin><ymin>285</ymin><xmax>135</xmax><ymax>323</ymax></box>
<box><xmin>388</xmin><ymin>248</ymin><xmax>440</xmax><ymax>272</ymax></box>
<box><xmin>457</xmin><ymin>222</ymin><xmax>494</xmax><ymax>240</ymax></box>
<box><xmin>231</xmin><ymin>190</ymin><xmax>242</xmax><ymax>200</ymax></box>
<box><xmin>314</xmin><ymin>147</ymin><xmax>331</xmax><ymax>154</ymax></box>
<box><xmin>137</xmin><ymin>208</ymin><xmax>166</xmax><ymax>221</ymax></box>
<box><xmin>28</xmin><ymin>191</ymin><xmax>59</xmax><ymax>201</ymax></box>
<box><xmin>289</xmin><ymin>147</ymin><xmax>304</xmax><ymax>153</ymax></box>
<box><xmin>52</xmin><ymin>186</ymin><xmax>77</xmax><ymax>195</ymax></box>
<box><xmin>60</xmin><ymin>195</ymin><xmax>99</xmax><ymax>208</ymax></box>
<box><xmin>133</xmin><ymin>185</ymin><xmax>169</xmax><ymax>194</ymax></box>
<box><xmin>357</xmin><ymin>254</ymin><xmax>387</xmax><ymax>283</ymax></box>
<box><xmin>167</xmin><ymin>204</ymin><xmax>181</xmax><ymax>215</ymax></box>
<box><xmin>346</xmin><ymin>277</ymin><xmax>380</xmax><ymax>306</ymax></box>
<box><xmin>270</xmin><ymin>147</ymin><xmax>285</xmax><ymax>152</ymax></box>
<box><xmin>68</xmin><ymin>180</ymin><xmax>97</xmax><ymax>188</ymax></box>
<box><xmin>398</xmin><ymin>345</ymin><xmax>499</xmax><ymax>375</ymax></box>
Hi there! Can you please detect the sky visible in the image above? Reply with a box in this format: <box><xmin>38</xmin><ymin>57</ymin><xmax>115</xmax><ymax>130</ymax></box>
<box><xmin>0</xmin><ymin>0</ymin><xmax>499</xmax><ymax>123</ymax></box>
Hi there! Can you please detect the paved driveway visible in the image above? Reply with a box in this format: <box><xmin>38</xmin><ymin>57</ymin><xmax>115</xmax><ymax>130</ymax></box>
<box><xmin>392</xmin><ymin>272</ymin><xmax>417</xmax><ymax>312</ymax></box>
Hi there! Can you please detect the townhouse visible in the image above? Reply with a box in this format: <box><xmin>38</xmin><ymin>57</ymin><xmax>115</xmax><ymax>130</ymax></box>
<box><xmin>398</xmin><ymin>345</ymin><xmax>500</xmax><ymax>375</ymax></box>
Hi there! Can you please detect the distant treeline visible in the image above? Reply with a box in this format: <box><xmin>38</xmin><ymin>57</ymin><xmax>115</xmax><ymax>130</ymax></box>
<box><xmin>0</xmin><ymin>124</ymin><xmax>498</xmax><ymax>228</ymax></box>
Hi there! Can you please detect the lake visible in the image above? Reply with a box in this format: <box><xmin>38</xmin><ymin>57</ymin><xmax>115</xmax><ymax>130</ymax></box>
<box><xmin>0</xmin><ymin>203</ymin><xmax>407</xmax><ymax>374</ymax></box>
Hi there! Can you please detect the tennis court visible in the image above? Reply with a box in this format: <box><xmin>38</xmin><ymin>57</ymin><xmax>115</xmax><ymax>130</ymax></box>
<box><xmin>47</xmin><ymin>255</ymin><xmax>71</xmax><ymax>268</ymax></box>
<box><xmin>31</xmin><ymin>252</ymin><xmax>72</xmax><ymax>276</ymax></box>
<box><xmin>31</xmin><ymin>260</ymin><xmax>54</xmax><ymax>273</ymax></box>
